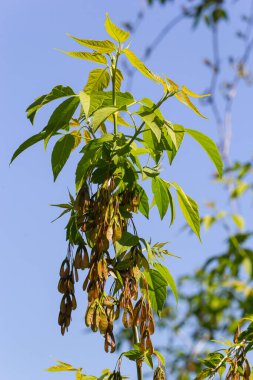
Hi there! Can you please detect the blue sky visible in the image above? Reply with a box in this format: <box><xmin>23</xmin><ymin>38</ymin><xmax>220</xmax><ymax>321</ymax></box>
<box><xmin>1</xmin><ymin>0</ymin><xmax>253</xmax><ymax>379</ymax></box>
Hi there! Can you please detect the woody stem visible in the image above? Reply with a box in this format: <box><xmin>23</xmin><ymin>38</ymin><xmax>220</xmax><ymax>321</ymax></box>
<box><xmin>133</xmin><ymin>325</ymin><xmax>143</xmax><ymax>380</ymax></box>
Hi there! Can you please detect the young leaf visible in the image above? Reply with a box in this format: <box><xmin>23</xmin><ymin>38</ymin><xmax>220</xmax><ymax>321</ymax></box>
<box><xmin>84</xmin><ymin>68</ymin><xmax>110</xmax><ymax>94</ymax></box>
<box><xmin>181</xmin><ymin>85</ymin><xmax>210</xmax><ymax>98</ymax></box>
<box><xmin>59</xmin><ymin>50</ymin><xmax>107</xmax><ymax>65</ymax></box>
<box><xmin>26</xmin><ymin>85</ymin><xmax>75</xmax><ymax>124</ymax></box>
<box><xmin>172</xmin><ymin>182</ymin><xmax>201</xmax><ymax>239</ymax></box>
<box><xmin>142</xmin><ymin>269</ymin><xmax>167</xmax><ymax>316</ymax></box>
<box><xmin>123</xmin><ymin>49</ymin><xmax>160</xmax><ymax>83</ymax></box>
<box><xmin>123</xmin><ymin>349</ymin><xmax>144</xmax><ymax>361</ymax></box>
<box><xmin>153</xmin><ymin>263</ymin><xmax>178</xmax><ymax>302</ymax></box>
<box><xmin>185</xmin><ymin>128</ymin><xmax>223</xmax><ymax>177</ymax></box>
<box><xmin>10</xmin><ymin>130</ymin><xmax>46</xmax><ymax>164</ymax></box>
<box><xmin>45</xmin><ymin>96</ymin><xmax>80</xmax><ymax>142</ymax></box>
<box><xmin>152</xmin><ymin>178</ymin><xmax>169</xmax><ymax>220</ymax></box>
<box><xmin>67</xmin><ymin>34</ymin><xmax>116</xmax><ymax>53</ymax></box>
<box><xmin>175</xmin><ymin>91</ymin><xmax>207</xmax><ymax>119</ymax></box>
<box><xmin>51</xmin><ymin>134</ymin><xmax>75</xmax><ymax>181</ymax></box>
<box><xmin>104</xmin><ymin>13</ymin><xmax>130</xmax><ymax>43</ymax></box>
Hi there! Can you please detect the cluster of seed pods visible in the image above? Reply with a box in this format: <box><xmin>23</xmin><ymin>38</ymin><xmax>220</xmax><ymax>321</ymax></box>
<box><xmin>57</xmin><ymin>177</ymin><xmax>156</xmax><ymax>358</ymax></box>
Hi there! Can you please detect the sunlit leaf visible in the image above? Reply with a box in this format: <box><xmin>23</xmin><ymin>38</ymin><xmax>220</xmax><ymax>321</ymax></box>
<box><xmin>185</xmin><ymin>128</ymin><xmax>223</xmax><ymax>177</ymax></box>
<box><xmin>172</xmin><ymin>182</ymin><xmax>201</xmax><ymax>239</ymax></box>
<box><xmin>67</xmin><ymin>34</ymin><xmax>116</xmax><ymax>53</ymax></box>
<box><xmin>182</xmin><ymin>85</ymin><xmax>210</xmax><ymax>98</ymax></box>
<box><xmin>92</xmin><ymin>106</ymin><xmax>120</xmax><ymax>132</ymax></box>
<box><xmin>58</xmin><ymin>50</ymin><xmax>107</xmax><ymax>64</ymax></box>
<box><xmin>104</xmin><ymin>13</ymin><xmax>130</xmax><ymax>43</ymax></box>
<box><xmin>10</xmin><ymin>130</ymin><xmax>46</xmax><ymax>163</ymax></box>
<box><xmin>84</xmin><ymin>68</ymin><xmax>110</xmax><ymax>94</ymax></box>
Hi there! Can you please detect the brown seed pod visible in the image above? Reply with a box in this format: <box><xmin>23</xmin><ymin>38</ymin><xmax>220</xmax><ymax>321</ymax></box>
<box><xmin>58</xmin><ymin>278</ymin><xmax>68</xmax><ymax>294</ymax></box>
<box><xmin>58</xmin><ymin>312</ymin><xmax>65</xmax><ymax>326</ymax></box>
<box><xmin>148</xmin><ymin>313</ymin><xmax>155</xmax><ymax>335</ymax></box>
<box><xmin>153</xmin><ymin>366</ymin><xmax>166</xmax><ymax>380</ymax></box>
<box><xmin>74</xmin><ymin>249</ymin><xmax>82</xmax><ymax>269</ymax></box>
<box><xmin>85</xmin><ymin>303</ymin><xmax>95</xmax><ymax>327</ymax></box>
<box><xmin>71</xmin><ymin>294</ymin><xmax>77</xmax><ymax>310</ymax></box>
<box><xmin>80</xmin><ymin>246</ymin><xmax>89</xmax><ymax>269</ymax></box>
<box><xmin>83</xmin><ymin>274</ymin><xmax>89</xmax><ymax>291</ymax></box>
<box><xmin>60</xmin><ymin>259</ymin><xmax>70</xmax><ymax>279</ymax></box>
<box><xmin>99</xmin><ymin>313</ymin><xmax>109</xmax><ymax>334</ymax></box>
<box><xmin>146</xmin><ymin>332</ymin><xmax>154</xmax><ymax>355</ymax></box>
<box><xmin>60</xmin><ymin>296</ymin><xmax>67</xmax><ymax>314</ymax></box>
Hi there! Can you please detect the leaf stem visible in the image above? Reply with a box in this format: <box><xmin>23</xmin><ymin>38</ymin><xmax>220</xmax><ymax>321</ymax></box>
<box><xmin>112</xmin><ymin>51</ymin><xmax>120</xmax><ymax>135</ymax></box>
<box><xmin>127</xmin><ymin>92</ymin><xmax>171</xmax><ymax>147</ymax></box>
<box><xmin>133</xmin><ymin>326</ymin><xmax>143</xmax><ymax>380</ymax></box>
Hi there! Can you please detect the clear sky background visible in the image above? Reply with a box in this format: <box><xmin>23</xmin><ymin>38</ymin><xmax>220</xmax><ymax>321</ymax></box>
<box><xmin>1</xmin><ymin>0</ymin><xmax>253</xmax><ymax>379</ymax></box>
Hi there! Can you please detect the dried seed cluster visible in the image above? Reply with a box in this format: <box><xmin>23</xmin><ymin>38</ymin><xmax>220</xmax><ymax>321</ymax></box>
<box><xmin>56</xmin><ymin>177</ymin><xmax>156</xmax><ymax>359</ymax></box>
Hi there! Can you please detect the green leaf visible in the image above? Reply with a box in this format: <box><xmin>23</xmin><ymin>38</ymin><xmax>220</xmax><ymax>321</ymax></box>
<box><xmin>123</xmin><ymin>49</ymin><xmax>160</xmax><ymax>83</ymax></box>
<box><xmin>75</xmin><ymin>147</ymin><xmax>100</xmax><ymax>191</ymax></box>
<box><xmin>137</xmin><ymin>184</ymin><xmax>149</xmax><ymax>219</ymax></box>
<box><xmin>92</xmin><ymin>106</ymin><xmax>119</xmax><ymax>132</ymax></box>
<box><xmin>153</xmin><ymin>263</ymin><xmax>178</xmax><ymax>302</ymax></box>
<box><xmin>10</xmin><ymin>130</ymin><xmax>46</xmax><ymax>164</ymax></box>
<box><xmin>168</xmin><ymin>188</ymin><xmax>176</xmax><ymax>226</ymax></box>
<box><xmin>26</xmin><ymin>85</ymin><xmax>75</xmax><ymax>124</ymax></box>
<box><xmin>139</xmin><ymin>107</ymin><xmax>162</xmax><ymax>142</ymax></box>
<box><xmin>84</xmin><ymin>68</ymin><xmax>110</xmax><ymax>94</ymax></box>
<box><xmin>115</xmin><ymin>231</ymin><xmax>139</xmax><ymax>256</ymax></box>
<box><xmin>185</xmin><ymin>128</ymin><xmax>223</xmax><ymax>177</ymax></box>
<box><xmin>152</xmin><ymin>178</ymin><xmax>169</xmax><ymax>220</ymax></box>
<box><xmin>45</xmin><ymin>96</ymin><xmax>80</xmax><ymax>143</ymax></box>
<box><xmin>123</xmin><ymin>349</ymin><xmax>143</xmax><ymax>361</ymax></box>
<box><xmin>102</xmin><ymin>91</ymin><xmax>135</xmax><ymax>108</ymax></box>
<box><xmin>79</xmin><ymin>91</ymin><xmax>90</xmax><ymax>118</ymax></box>
<box><xmin>172</xmin><ymin>182</ymin><xmax>201</xmax><ymax>239</ymax></box>
<box><xmin>142</xmin><ymin>269</ymin><xmax>167</xmax><ymax>316</ymax></box>
<box><xmin>75</xmin><ymin>135</ymin><xmax>114</xmax><ymax>191</ymax></box>
<box><xmin>51</xmin><ymin>134</ymin><xmax>75</xmax><ymax>180</ymax></box>
<box><xmin>67</xmin><ymin>34</ymin><xmax>116</xmax><ymax>53</ymax></box>
<box><xmin>166</xmin><ymin>123</ymin><xmax>184</xmax><ymax>164</ymax></box>
<box><xmin>104</xmin><ymin>13</ymin><xmax>130</xmax><ymax>43</ymax></box>
<box><xmin>59</xmin><ymin>50</ymin><xmax>107</xmax><ymax>65</ymax></box>
<box><xmin>144</xmin><ymin>354</ymin><xmax>153</xmax><ymax>369</ymax></box>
